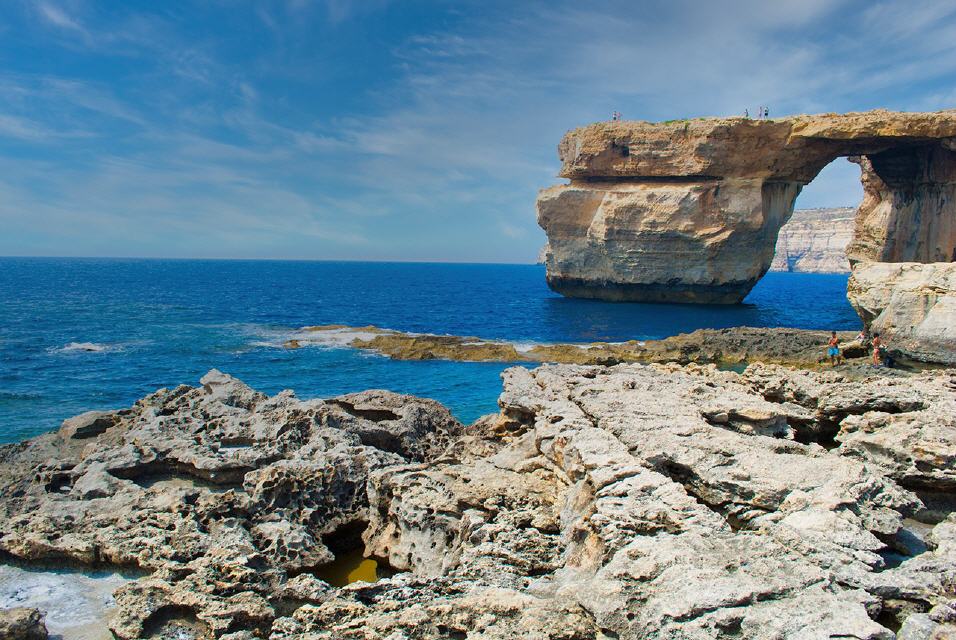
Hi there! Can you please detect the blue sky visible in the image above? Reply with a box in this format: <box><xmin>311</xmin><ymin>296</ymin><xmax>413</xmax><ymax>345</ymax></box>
<box><xmin>1</xmin><ymin>1</ymin><xmax>955</xmax><ymax>262</ymax></box>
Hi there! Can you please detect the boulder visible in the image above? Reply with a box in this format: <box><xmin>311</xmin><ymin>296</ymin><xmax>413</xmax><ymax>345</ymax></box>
<box><xmin>848</xmin><ymin>261</ymin><xmax>956</xmax><ymax>364</ymax></box>
<box><xmin>58</xmin><ymin>410</ymin><xmax>117</xmax><ymax>440</ymax></box>
<box><xmin>0</xmin><ymin>608</ymin><xmax>47</xmax><ymax>640</ymax></box>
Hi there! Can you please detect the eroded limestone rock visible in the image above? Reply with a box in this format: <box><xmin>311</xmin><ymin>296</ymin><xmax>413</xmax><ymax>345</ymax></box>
<box><xmin>0</xmin><ymin>370</ymin><xmax>461</xmax><ymax>638</ymax></box>
<box><xmin>357</xmin><ymin>362</ymin><xmax>956</xmax><ymax>639</ymax></box>
<box><xmin>848</xmin><ymin>261</ymin><xmax>956</xmax><ymax>364</ymax></box>
<box><xmin>2</xmin><ymin>365</ymin><xmax>954</xmax><ymax>638</ymax></box>
<box><xmin>538</xmin><ymin>110</ymin><xmax>956</xmax><ymax>303</ymax></box>
<box><xmin>0</xmin><ymin>608</ymin><xmax>47</xmax><ymax>640</ymax></box>
<box><xmin>846</xmin><ymin>153</ymin><xmax>956</xmax><ymax>265</ymax></box>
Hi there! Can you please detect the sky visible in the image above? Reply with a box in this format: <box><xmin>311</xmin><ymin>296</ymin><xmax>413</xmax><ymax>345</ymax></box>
<box><xmin>1</xmin><ymin>0</ymin><xmax>955</xmax><ymax>262</ymax></box>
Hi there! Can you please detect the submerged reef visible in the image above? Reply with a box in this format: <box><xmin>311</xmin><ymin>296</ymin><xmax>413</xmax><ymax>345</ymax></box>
<box><xmin>1</xmin><ymin>363</ymin><xmax>955</xmax><ymax>638</ymax></box>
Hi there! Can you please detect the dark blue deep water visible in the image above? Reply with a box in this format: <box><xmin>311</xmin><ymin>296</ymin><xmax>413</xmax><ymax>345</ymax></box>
<box><xmin>0</xmin><ymin>258</ymin><xmax>859</xmax><ymax>443</ymax></box>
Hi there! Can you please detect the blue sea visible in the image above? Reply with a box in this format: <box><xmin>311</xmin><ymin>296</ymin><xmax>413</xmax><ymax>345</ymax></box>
<box><xmin>0</xmin><ymin>258</ymin><xmax>859</xmax><ymax>443</ymax></box>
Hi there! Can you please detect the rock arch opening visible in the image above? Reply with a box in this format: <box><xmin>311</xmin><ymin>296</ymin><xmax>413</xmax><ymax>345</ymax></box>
<box><xmin>770</xmin><ymin>158</ymin><xmax>860</xmax><ymax>274</ymax></box>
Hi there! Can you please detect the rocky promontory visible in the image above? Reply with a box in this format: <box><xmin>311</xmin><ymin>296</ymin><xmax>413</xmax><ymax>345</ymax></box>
<box><xmin>769</xmin><ymin>207</ymin><xmax>855</xmax><ymax>273</ymax></box>
<box><xmin>537</xmin><ymin>110</ymin><xmax>956</xmax><ymax>304</ymax></box>
<box><xmin>2</xmin><ymin>365</ymin><xmax>955</xmax><ymax>638</ymax></box>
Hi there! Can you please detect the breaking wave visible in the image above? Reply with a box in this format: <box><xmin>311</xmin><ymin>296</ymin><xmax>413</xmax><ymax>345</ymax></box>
<box><xmin>53</xmin><ymin>342</ymin><xmax>115</xmax><ymax>353</ymax></box>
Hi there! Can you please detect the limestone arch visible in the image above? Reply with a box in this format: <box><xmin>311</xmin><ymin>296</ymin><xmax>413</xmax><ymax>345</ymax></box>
<box><xmin>536</xmin><ymin>111</ymin><xmax>956</xmax><ymax>304</ymax></box>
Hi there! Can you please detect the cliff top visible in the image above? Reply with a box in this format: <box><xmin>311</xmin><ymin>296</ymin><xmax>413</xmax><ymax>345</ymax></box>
<box><xmin>559</xmin><ymin>109</ymin><xmax>956</xmax><ymax>181</ymax></box>
<box><xmin>785</xmin><ymin>207</ymin><xmax>856</xmax><ymax>223</ymax></box>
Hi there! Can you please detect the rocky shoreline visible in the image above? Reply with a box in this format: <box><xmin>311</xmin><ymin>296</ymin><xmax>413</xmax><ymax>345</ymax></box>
<box><xmin>1</xmin><ymin>361</ymin><xmax>955</xmax><ymax>639</ymax></box>
<box><xmin>287</xmin><ymin>324</ymin><xmax>872</xmax><ymax>369</ymax></box>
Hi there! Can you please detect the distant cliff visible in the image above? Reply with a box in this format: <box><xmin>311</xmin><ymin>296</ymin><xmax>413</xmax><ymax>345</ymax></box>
<box><xmin>770</xmin><ymin>207</ymin><xmax>854</xmax><ymax>273</ymax></box>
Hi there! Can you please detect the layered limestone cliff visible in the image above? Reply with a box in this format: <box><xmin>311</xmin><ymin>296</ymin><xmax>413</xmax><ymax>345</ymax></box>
<box><xmin>770</xmin><ymin>207</ymin><xmax>854</xmax><ymax>273</ymax></box>
<box><xmin>848</xmin><ymin>261</ymin><xmax>956</xmax><ymax>364</ymax></box>
<box><xmin>537</xmin><ymin>110</ymin><xmax>956</xmax><ymax>303</ymax></box>
<box><xmin>847</xmin><ymin>152</ymin><xmax>956</xmax><ymax>264</ymax></box>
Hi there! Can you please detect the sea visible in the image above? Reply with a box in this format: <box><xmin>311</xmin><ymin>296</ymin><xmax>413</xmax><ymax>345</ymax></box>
<box><xmin>0</xmin><ymin>258</ymin><xmax>860</xmax><ymax>444</ymax></box>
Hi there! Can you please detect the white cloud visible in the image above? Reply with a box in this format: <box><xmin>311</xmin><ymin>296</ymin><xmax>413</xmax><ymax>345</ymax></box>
<box><xmin>36</xmin><ymin>2</ymin><xmax>85</xmax><ymax>32</ymax></box>
<box><xmin>0</xmin><ymin>111</ymin><xmax>93</xmax><ymax>140</ymax></box>
<box><xmin>0</xmin><ymin>113</ymin><xmax>57</xmax><ymax>140</ymax></box>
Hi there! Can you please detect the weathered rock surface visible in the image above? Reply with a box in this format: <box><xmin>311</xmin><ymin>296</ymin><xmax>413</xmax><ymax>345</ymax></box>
<box><xmin>849</xmin><ymin>261</ymin><xmax>956</xmax><ymax>365</ymax></box>
<box><xmin>538</xmin><ymin>110</ymin><xmax>956</xmax><ymax>303</ymax></box>
<box><xmin>0</xmin><ymin>370</ymin><xmax>461</xmax><ymax>638</ymax></box>
<box><xmin>847</xmin><ymin>153</ymin><xmax>956</xmax><ymax>265</ymax></box>
<box><xmin>348</xmin><ymin>362</ymin><xmax>956</xmax><ymax>639</ymax></box>
<box><xmin>0</xmin><ymin>608</ymin><xmax>48</xmax><ymax>640</ymax></box>
<box><xmin>2</xmin><ymin>365</ymin><xmax>955</xmax><ymax>638</ymax></box>
<box><xmin>770</xmin><ymin>207</ymin><xmax>855</xmax><ymax>273</ymax></box>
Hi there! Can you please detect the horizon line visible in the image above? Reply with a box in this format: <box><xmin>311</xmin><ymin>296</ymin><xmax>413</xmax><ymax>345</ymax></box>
<box><xmin>0</xmin><ymin>255</ymin><xmax>543</xmax><ymax>266</ymax></box>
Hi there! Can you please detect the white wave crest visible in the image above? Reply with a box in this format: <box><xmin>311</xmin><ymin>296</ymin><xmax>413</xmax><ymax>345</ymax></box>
<box><xmin>53</xmin><ymin>342</ymin><xmax>117</xmax><ymax>354</ymax></box>
<box><xmin>247</xmin><ymin>325</ymin><xmax>401</xmax><ymax>351</ymax></box>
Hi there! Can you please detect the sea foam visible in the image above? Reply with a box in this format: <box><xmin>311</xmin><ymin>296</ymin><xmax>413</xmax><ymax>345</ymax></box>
<box><xmin>53</xmin><ymin>342</ymin><xmax>114</xmax><ymax>353</ymax></box>
<box><xmin>0</xmin><ymin>563</ymin><xmax>131</xmax><ymax>639</ymax></box>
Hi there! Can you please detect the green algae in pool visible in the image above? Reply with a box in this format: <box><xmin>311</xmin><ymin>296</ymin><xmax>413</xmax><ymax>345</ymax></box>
<box><xmin>315</xmin><ymin>548</ymin><xmax>382</xmax><ymax>587</ymax></box>
<box><xmin>716</xmin><ymin>362</ymin><xmax>749</xmax><ymax>374</ymax></box>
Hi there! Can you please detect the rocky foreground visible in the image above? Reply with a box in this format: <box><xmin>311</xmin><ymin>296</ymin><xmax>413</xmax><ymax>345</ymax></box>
<box><xmin>1</xmin><ymin>364</ymin><xmax>955</xmax><ymax>639</ymax></box>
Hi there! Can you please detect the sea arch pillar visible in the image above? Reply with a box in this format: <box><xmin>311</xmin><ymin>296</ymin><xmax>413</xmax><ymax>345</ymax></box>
<box><xmin>846</xmin><ymin>143</ymin><xmax>956</xmax><ymax>265</ymax></box>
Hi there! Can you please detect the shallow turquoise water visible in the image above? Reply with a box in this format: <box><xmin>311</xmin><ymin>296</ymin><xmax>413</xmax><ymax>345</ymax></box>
<box><xmin>0</xmin><ymin>258</ymin><xmax>858</xmax><ymax>443</ymax></box>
